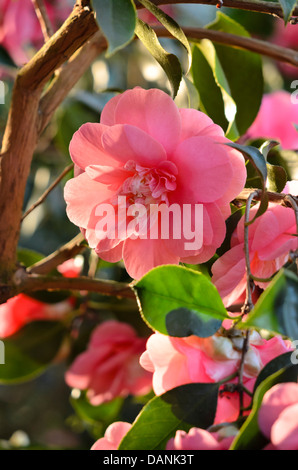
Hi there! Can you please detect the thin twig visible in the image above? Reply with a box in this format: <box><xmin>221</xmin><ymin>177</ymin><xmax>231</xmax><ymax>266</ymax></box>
<box><xmin>21</xmin><ymin>164</ymin><xmax>74</xmax><ymax>221</ymax></box>
<box><xmin>18</xmin><ymin>272</ymin><xmax>136</xmax><ymax>300</ymax></box>
<box><xmin>32</xmin><ymin>0</ymin><xmax>54</xmax><ymax>42</ymax></box>
<box><xmin>28</xmin><ymin>233</ymin><xmax>86</xmax><ymax>275</ymax></box>
<box><xmin>138</xmin><ymin>0</ymin><xmax>298</xmax><ymax>19</ymax></box>
<box><xmin>238</xmin><ymin>330</ymin><xmax>251</xmax><ymax>416</ymax></box>
<box><xmin>154</xmin><ymin>25</ymin><xmax>298</xmax><ymax>68</ymax></box>
<box><xmin>242</xmin><ymin>190</ymin><xmax>259</xmax><ymax>313</ymax></box>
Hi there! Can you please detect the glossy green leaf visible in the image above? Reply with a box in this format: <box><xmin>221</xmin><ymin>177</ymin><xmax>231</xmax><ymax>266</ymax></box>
<box><xmin>226</xmin><ymin>142</ymin><xmax>269</xmax><ymax>222</ymax></box>
<box><xmin>266</xmin><ymin>163</ymin><xmax>288</xmax><ymax>193</ymax></box>
<box><xmin>0</xmin><ymin>321</ymin><xmax>67</xmax><ymax>383</ymax></box>
<box><xmin>135</xmin><ymin>18</ymin><xmax>182</xmax><ymax>98</ymax></box>
<box><xmin>119</xmin><ymin>383</ymin><xmax>219</xmax><ymax>450</ymax></box>
<box><xmin>278</xmin><ymin>0</ymin><xmax>297</xmax><ymax>24</ymax></box>
<box><xmin>92</xmin><ymin>0</ymin><xmax>136</xmax><ymax>56</ymax></box>
<box><xmin>240</xmin><ymin>269</ymin><xmax>298</xmax><ymax>339</ymax></box>
<box><xmin>191</xmin><ymin>12</ymin><xmax>263</xmax><ymax>138</ymax></box>
<box><xmin>231</xmin><ymin>364</ymin><xmax>298</xmax><ymax>450</ymax></box>
<box><xmin>253</xmin><ymin>351</ymin><xmax>295</xmax><ymax>394</ymax></box>
<box><xmin>137</xmin><ymin>0</ymin><xmax>191</xmax><ymax>72</ymax></box>
<box><xmin>133</xmin><ymin>265</ymin><xmax>229</xmax><ymax>337</ymax></box>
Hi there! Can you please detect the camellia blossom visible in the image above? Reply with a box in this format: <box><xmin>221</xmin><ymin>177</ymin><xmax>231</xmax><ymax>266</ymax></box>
<box><xmin>64</xmin><ymin>87</ymin><xmax>247</xmax><ymax>279</ymax></box>
<box><xmin>65</xmin><ymin>320</ymin><xmax>152</xmax><ymax>405</ymax></box>
<box><xmin>246</xmin><ymin>91</ymin><xmax>298</xmax><ymax>150</ymax></box>
<box><xmin>140</xmin><ymin>329</ymin><xmax>291</xmax><ymax>424</ymax></box>
<box><xmin>91</xmin><ymin>422</ymin><xmax>132</xmax><ymax>450</ymax></box>
<box><xmin>272</xmin><ymin>20</ymin><xmax>298</xmax><ymax>77</ymax></box>
<box><xmin>211</xmin><ymin>195</ymin><xmax>297</xmax><ymax>308</ymax></box>
<box><xmin>0</xmin><ymin>258</ymin><xmax>81</xmax><ymax>338</ymax></box>
<box><xmin>0</xmin><ymin>0</ymin><xmax>71</xmax><ymax>66</ymax></box>
<box><xmin>258</xmin><ymin>382</ymin><xmax>298</xmax><ymax>450</ymax></box>
<box><xmin>166</xmin><ymin>426</ymin><xmax>237</xmax><ymax>450</ymax></box>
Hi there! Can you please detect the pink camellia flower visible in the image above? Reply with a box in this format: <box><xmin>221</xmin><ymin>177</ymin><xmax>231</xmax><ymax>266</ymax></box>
<box><xmin>140</xmin><ymin>329</ymin><xmax>291</xmax><ymax>425</ymax></box>
<box><xmin>64</xmin><ymin>87</ymin><xmax>247</xmax><ymax>279</ymax></box>
<box><xmin>271</xmin><ymin>20</ymin><xmax>298</xmax><ymax>77</ymax></box>
<box><xmin>246</xmin><ymin>91</ymin><xmax>298</xmax><ymax>150</ymax></box>
<box><xmin>211</xmin><ymin>196</ymin><xmax>297</xmax><ymax>308</ymax></box>
<box><xmin>91</xmin><ymin>421</ymin><xmax>132</xmax><ymax>450</ymax></box>
<box><xmin>0</xmin><ymin>258</ymin><xmax>81</xmax><ymax>338</ymax></box>
<box><xmin>0</xmin><ymin>0</ymin><xmax>71</xmax><ymax>66</ymax></box>
<box><xmin>65</xmin><ymin>320</ymin><xmax>152</xmax><ymax>405</ymax></box>
<box><xmin>258</xmin><ymin>382</ymin><xmax>298</xmax><ymax>450</ymax></box>
<box><xmin>166</xmin><ymin>426</ymin><xmax>237</xmax><ymax>450</ymax></box>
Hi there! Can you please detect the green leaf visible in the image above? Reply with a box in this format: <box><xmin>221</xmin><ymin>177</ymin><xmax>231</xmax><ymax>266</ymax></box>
<box><xmin>226</xmin><ymin>142</ymin><xmax>269</xmax><ymax>222</ymax></box>
<box><xmin>278</xmin><ymin>0</ymin><xmax>297</xmax><ymax>24</ymax></box>
<box><xmin>231</xmin><ymin>364</ymin><xmax>298</xmax><ymax>450</ymax></box>
<box><xmin>240</xmin><ymin>269</ymin><xmax>298</xmax><ymax>340</ymax></box>
<box><xmin>253</xmin><ymin>351</ymin><xmax>295</xmax><ymax>394</ymax></box>
<box><xmin>135</xmin><ymin>18</ymin><xmax>182</xmax><ymax>98</ymax></box>
<box><xmin>133</xmin><ymin>265</ymin><xmax>229</xmax><ymax>337</ymax></box>
<box><xmin>0</xmin><ymin>46</ymin><xmax>16</xmax><ymax>68</ymax></box>
<box><xmin>119</xmin><ymin>383</ymin><xmax>219</xmax><ymax>450</ymax></box>
<box><xmin>137</xmin><ymin>0</ymin><xmax>192</xmax><ymax>72</ymax></box>
<box><xmin>266</xmin><ymin>163</ymin><xmax>288</xmax><ymax>193</ymax></box>
<box><xmin>191</xmin><ymin>12</ymin><xmax>263</xmax><ymax>138</ymax></box>
<box><xmin>0</xmin><ymin>321</ymin><xmax>67</xmax><ymax>384</ymax></box>
<box><xmin>92</xmin><ymin>0</ymin><xmax>136</xmax><ymax>56</ymax></box>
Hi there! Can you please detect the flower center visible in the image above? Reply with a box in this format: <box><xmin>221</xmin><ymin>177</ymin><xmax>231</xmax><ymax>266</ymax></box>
<box><xmin>119</xmin><ymin>160</ymin><xmax>178</xmax><ymax>207</ymax></box>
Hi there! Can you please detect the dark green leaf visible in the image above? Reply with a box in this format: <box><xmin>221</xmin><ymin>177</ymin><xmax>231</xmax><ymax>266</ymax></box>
<box><xmin>0</xmin><ymin>321</ymin><xmax>67</xmax><ymax>383</ymax></box>
<box><xmin>278</xmin><ymin>0</ymin><xmax>298</xmax><ymax>24</ymax></box>
<box><xmin>119</xmin><ymin>383</ymin><xmax>219</xmax><ymax>450</ymax></box>
<box><xmin>191</xmin><ymin>12</ymin><xmax>263</xmax><ymax>138</ymax></box>
<box><xmin>192</xmin><ymin>44</ymin><xmax>228</xmax><ymax>133</ymax></box>
<box><xmin>231</xmin><ymin>364</ymin><xmax>298</xmax><ymax>450</ymax></box>
<box><xmin>133</xmin><ymin>265</ymin><xmax>229</xmax><ymax>337</ymax></box>
<box><xmin>137</xmin><ymin>0</ymin><xmax>191</xmax><ymax>71</ymax></box>
<box><xmin>240</xmin><ymin>269</ymin><xmax>298</xmax><ymax>339</ymax></box>
<box><xmin>266</xmin><ymin>163</ymin><xmax>288</xmax><ymax>193</ymax></box>
<box><xmin>165</xmin><ymin>307</ymin><xmax>222</xmax><ymax>338</ymax></box>
<box><xmin>253</xmin><ymin>351</ymin><xmax>295</xmax><ymax>394</ymax></box>
<box><xmin>259</xmin><ymin>139</ymin><xmax>280</xmax><ymax>160</ymax></box>
<box><xmin>0</xmin><ymin>46</ymin><xmax>16</xmax><ymax>68</ymax></box>
<box><xmin>226</xmin><ymin>142</ymin><xmax>268</xmax><ymax>222</ymax></box>
<box><xmin>135</xmin><ymin>18</ymin><xmax>182</xmax><ymax>98</ymax></box>
<box><xmin>207</xmin><ymin>13</ymin><xmax>263</xmax><ymax>136</ymax></box>
<box><xmin>92</xmin><ymin>0</ymin><xmax>136</xmax><ymax>56</ymax></box>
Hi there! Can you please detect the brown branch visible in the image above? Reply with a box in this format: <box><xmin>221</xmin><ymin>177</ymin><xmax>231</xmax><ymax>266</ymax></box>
<box><xmin>21</xmin><ymin>164</ymin><xmax>74</xmax><ymax>221</ymax></box>
<box><xmin>154</xmin><ymin>25</ymin><xmax>298</xmax><ymax>67</ymax></box>
<box><xmin>136</xmin><ymin>0</ymin><xmax>298</xmax><ymax>19</ymax></box>
<box><xmin>235</xmin><ymin>188</ymin><xmax>298</xmax><ymax>208</ymax></box>
<box><xmin>32</xmin><ymin>0</ymin><xmax>54</xmax><ymax>42</ymax></box>
<box><xmin>0</xmin><ymin>1</ymin><xmax>98</xmax><ymax>278</ymax></box>
<box><xmin>16</xmin><ymin>272</ymin><xmax>136</xmax><ymax>301</ymax></box>
<box><xmin>28</xmin><ymin>233</ymin><xmax>86</xmax><ymax>275</ymax></box>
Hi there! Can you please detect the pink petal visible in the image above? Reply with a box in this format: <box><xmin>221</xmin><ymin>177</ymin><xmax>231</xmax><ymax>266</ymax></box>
<box><xmin>101</xmin><ymin>124</ymin><xmax>167</xmax><ymax>167</ymax></box>
<box><xmin>172</xmin><ymin>136</ymin><xmax>233</xmax><ymax>203</ymax></box>
<box><xmin>122</xmin><ymin>237</ymin><xmax>180</xmax><ymax>280</ymax></box>
<box><xmin>69</xmin><ymin>123</ymin><xmax>120</xmax><ymax>170</ymax></box>
<box><xmin>100</xmin><ymin>94</ymin><xmax>123</xmax><ymax>126</ymax></box>
<box><xmin>179</xmin><ymin>108</ymin><xmax>225</xmax><ymax>141</ymax></box>
<box><xmin>166</xmin><ymin>428</ymin><xmax>222</xmax><ymax>450</ymax></box>
<box><xmin>113</xmin><ymin>87</ymin><xmax>182</xmax><ymax>154</ymax></box>
<box><xmin>271</xmin><ymin>403</ymin><xmax>298</xmax><ymax>450</ymax></box>
<box><xmin>91</xmin><ymin>422</ymin><xmax>132</xmax><ymax>450</ymax></box>
<box><xmin>64</xmin><ymin>173</ymin><xmax>114</xmax><ymax>229</ymax></box>
<box><xmin>258</xmin><ymin>383</ymin><xmax>298</xmax><ymax>439</ymax></box>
